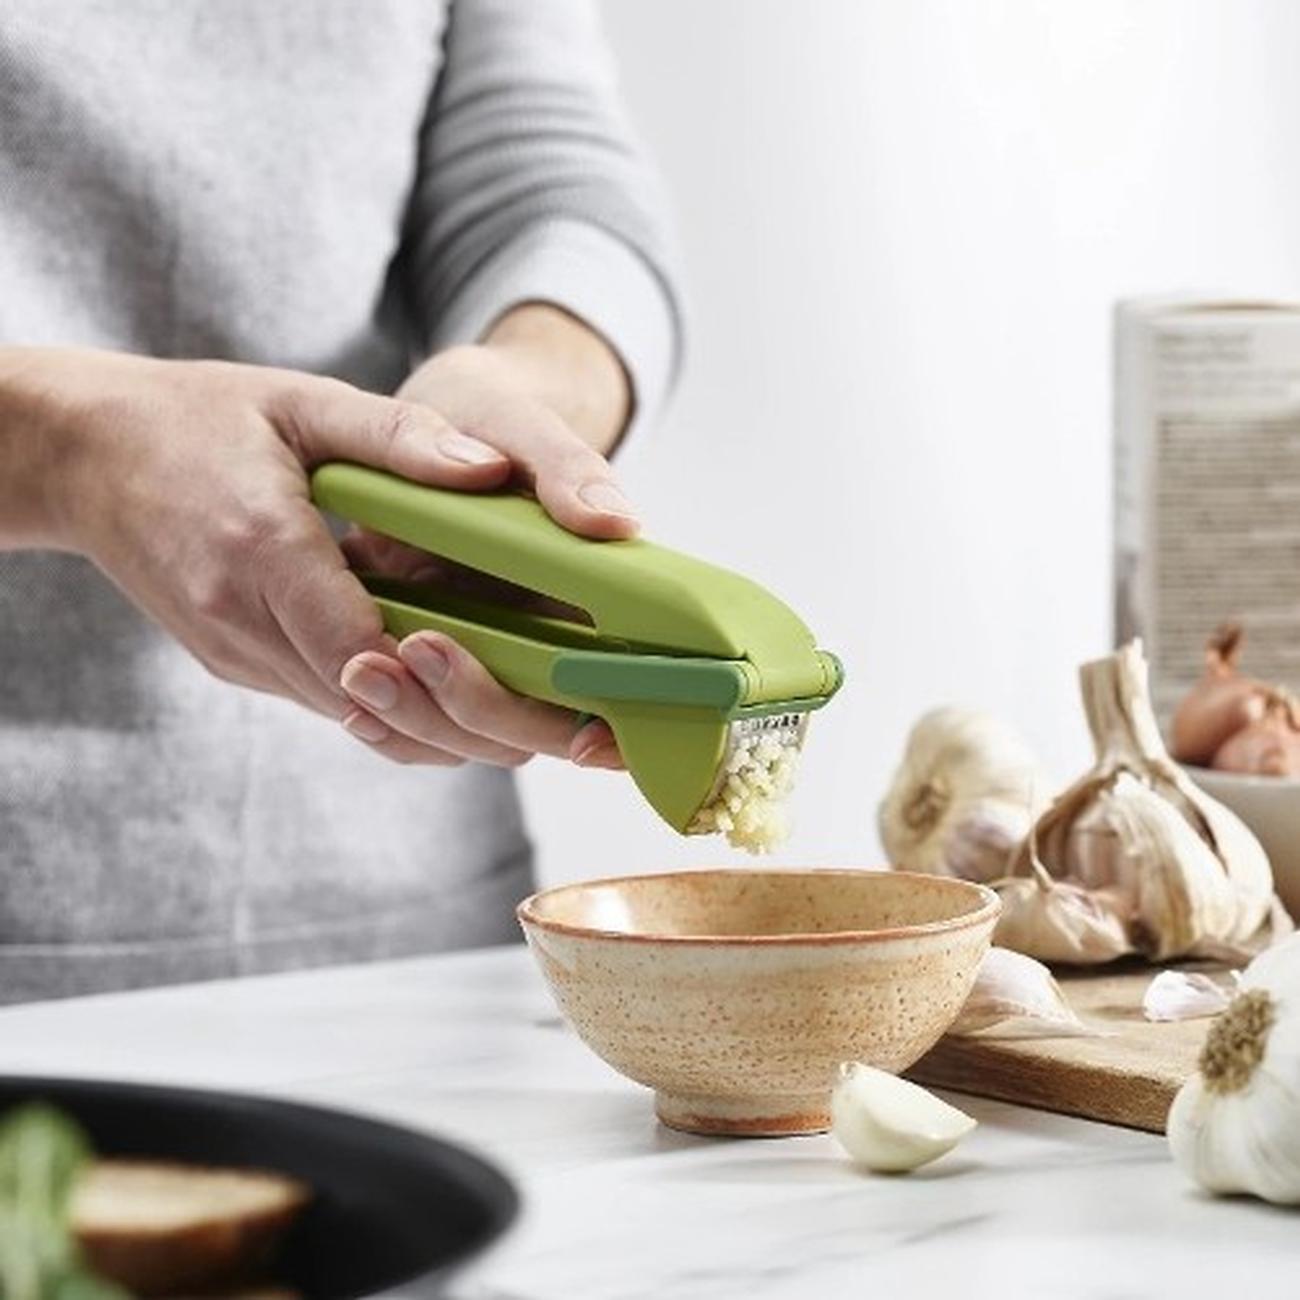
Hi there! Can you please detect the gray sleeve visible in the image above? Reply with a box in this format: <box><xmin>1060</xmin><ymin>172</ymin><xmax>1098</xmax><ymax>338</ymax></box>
<box><xmin>403</xmin><ymin>0</ymin><xmax>684</xmax><ymax>437</ymax></box>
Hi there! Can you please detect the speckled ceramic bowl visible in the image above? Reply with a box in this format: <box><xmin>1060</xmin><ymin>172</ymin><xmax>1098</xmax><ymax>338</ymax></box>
<box><xmin>517</xmin><ymin>869</ymin><xmax>999</xmax><ymax>1137</ymax></box>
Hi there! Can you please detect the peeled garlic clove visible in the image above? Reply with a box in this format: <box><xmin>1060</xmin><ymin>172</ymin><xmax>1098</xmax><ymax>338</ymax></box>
<box><xmin>1142</xmin><ymin>970</ymin><xmax>1234</xmax><ymax>1022</ymax></box>
<box><xmin>949</xmin><ymin>947</ymin><xmax>1091</xmax><ymax>1038</ymax></box>
<box><xmin>830</xmin><ymin>1063</ymin><xmax>975</xmax><ymax>1172</ymax></box>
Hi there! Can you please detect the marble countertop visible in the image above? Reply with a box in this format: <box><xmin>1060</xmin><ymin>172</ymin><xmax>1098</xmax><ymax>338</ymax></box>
<box><xmin>0</xmin><ymin>945</ymin><xmax>1293</xmax><ymax>1298</ymax></box>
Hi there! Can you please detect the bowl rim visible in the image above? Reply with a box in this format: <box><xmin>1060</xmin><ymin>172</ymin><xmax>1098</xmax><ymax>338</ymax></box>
<box><xmin>1185</xmin><ymin>764</ymin><xmax>1300</xmax><ymax>791</ymax></box>
<box><xmin>516</xmin><ymin>867</ymin><xmax>1001</xmax><ymax>947</ymax></box>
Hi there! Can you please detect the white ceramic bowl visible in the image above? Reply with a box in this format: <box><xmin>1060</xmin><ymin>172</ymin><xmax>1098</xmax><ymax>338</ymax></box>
<box><xmin>1189</xmin><ymin>767</ymin><xmax>1300</xmax><ymax>920</ymax></box>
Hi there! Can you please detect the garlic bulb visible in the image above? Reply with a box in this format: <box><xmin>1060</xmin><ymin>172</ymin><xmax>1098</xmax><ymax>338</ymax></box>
<box><xmin>878</xmin><ymin>708</ymin><xmax>1048</xmax><ymax>882</ymax></box>
<box><xmin>830</xmin><ymin>1063</ymin><xmax>975</xmax><ymax>1173</ymax></box>
<box><xmin>995</xmin><ymin>641</ymin><xmax>1279</xmax><ymax>964</ymax></box>
<box><xmin>949</xmin><ymin>946</ymin><xmax>1090</xmax><ymax>1038</ymax></box>
<box><xmin>1167</xmin><ymin>933</ymin><xmax>1300</xmax><ymax>1203</ymax></box>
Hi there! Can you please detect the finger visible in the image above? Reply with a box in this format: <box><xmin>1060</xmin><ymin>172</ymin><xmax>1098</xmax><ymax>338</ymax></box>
<box><xmin>340</xmin><ymin>651</ymin><xmax>533</xmax><ymax>767</ymax></box>
<box><xmin>195</xmin><ymin>593</ymin><xmax>357</xmax><ymax>719</ymax></box>
<box><xmin>340</xmin><ymin>709</ymin><xmax>468</xmax><ymax>766</ymax></box>
<box><xmin>398</xmin><ymin>632</ymin><xmax>589</xmax><ymax>759</ymax></box>
<box><xmin>568</xmin><ymin>719</ymin><xmax>626</xmax><ymax>770</ymax></box>
<box><xmin>340</xmin><ymin>527</ymin><xmax>444</xmax><ymax>581</ymax></box>
<box><xmin>262</xmin><ymin>500</ymin><xmax>392</xmax><ymax>697</ymax></box>
<box><xmin>269</xmin><ymin>375</ymin><xmax>512</xmax><ymax>489</ymax></box>
<box><xmin>453</xmin><ymin>392</ymin><xmax>640</xmax><ymax>541</ymax></box>
<box><xmin>248</xmin><ymin>634</ymin><xmax>352</xmax><ymax>718</ymax></box>
<box><xmin>573</xmin><ymin>742</ymin><xmax>624</xmax><ymax>770</ymax></box>
<box><xmin>162</xmin><ymin>595</ymin><xmax>341</xmax><ymax>717</ymax></box>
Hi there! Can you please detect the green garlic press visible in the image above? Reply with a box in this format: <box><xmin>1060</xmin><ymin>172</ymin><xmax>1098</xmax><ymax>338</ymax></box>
<box><xmin>310</xmin><ymin>462</ymin><xmax>843</xmax><ymax>834</ymax></box>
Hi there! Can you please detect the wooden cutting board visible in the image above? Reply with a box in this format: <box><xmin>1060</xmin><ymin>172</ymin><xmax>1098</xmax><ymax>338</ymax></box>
<box><xmin>907</xmin><ymin>963</ymin><xmax>1220</xmax><ymax>1133</ymax></box>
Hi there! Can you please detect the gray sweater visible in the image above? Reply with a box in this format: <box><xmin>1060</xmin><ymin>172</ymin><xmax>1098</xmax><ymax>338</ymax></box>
<box><xmin>0</xmin><ymin>0</ymin><xmax>680</xmax><ymax>1002</ymax></box>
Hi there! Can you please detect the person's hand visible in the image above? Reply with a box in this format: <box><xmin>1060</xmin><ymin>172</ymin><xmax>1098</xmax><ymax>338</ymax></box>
<box><xmin>336</xmin><ymin>307</ymin><xmax>633</xmax><ymax>771</ymax></box>
<box><xmin>0</xmin><ymin>326</ymin><xmax>630</xmax><ymax>770</ymax></box>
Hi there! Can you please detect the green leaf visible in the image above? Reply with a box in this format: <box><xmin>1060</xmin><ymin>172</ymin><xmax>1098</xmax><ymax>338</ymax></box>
<box><xmin>52</xmin><ymin>1271</ymin><xmax>133</xmax><ymax>1300</ymax></box>
<box><xmin>0</xmin><ymin>1103</ymin><xmax>90</xmax><ymax>1222</ymax></box>
<box><xmin>0</xmin><ymin>1104</ymin><xmax>131</xmax><ymax>1300</ymax></box>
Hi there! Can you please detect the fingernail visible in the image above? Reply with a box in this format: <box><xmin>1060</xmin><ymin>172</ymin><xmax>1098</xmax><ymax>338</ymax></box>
<box><xmin>577</xmin><ymin>480</ymin><xmax>638</xmax><ymax>519</ymax></box>
<box><xmin>574</xmin><ymin>742</ymin><xmax>622</xmax><ymax>769</ymax></box>
<box><xmin>343</xmin><ymin>710</ymin><xmax>390</xmax><ymax>743</ymax></box>
<box><xmin>438</xmin><ymin>431</ymin><xmax>505</xmax><ymax>466</ymax></box>
<box><xmin>341</xmin><ymin>662</ymin><xmax>399</xmax><ymax>711</ymax></box>
<box><xmin>403</xmin><ymin>638</ymin><xmax>449</xmax><ymax>687</ymax></box>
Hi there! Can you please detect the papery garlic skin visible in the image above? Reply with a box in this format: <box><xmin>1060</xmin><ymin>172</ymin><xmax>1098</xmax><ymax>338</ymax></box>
<box><xmin>1092</xmin><ymin>774</ymin><xmax>1242</xmax><ymax>962</ymax></box>
<box><xmin>830</xmin><ymin>1063</ymin><xmax>975</xmax><ymax>1173</ymax></box>
<box><xmin>878</xmin><ymin>708</ymin><xmax>1047</xmax><ymax>882</ymax></box>
<box><xmin>1167</xmin><ymin>934</ymin><xmax>1300</xmax><ymax>1204</ymax></box>
<box><xmin>949</xmin><ymin>946</ymin><xmax>1090</xmax><ymax>1039</ymax></box>
<box><xmin>993</xmin><ymin>872</ymin><xmax>1133</xmax><ymax>964</ymax></box>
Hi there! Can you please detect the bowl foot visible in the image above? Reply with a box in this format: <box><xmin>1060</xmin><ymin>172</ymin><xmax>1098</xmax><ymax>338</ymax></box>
<box><xmin>654</xmin><ymin>1091</ymin><xmax>830</xmax><ymax>1137</ymax></box>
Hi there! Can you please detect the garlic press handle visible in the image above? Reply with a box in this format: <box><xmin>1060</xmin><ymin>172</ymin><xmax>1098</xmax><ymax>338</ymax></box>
<box><xmin>364</xmin><ymin>590</ymin><xmax>570</xmax><ymax>709</ymax></box>
<box><xmin>310</xmin><ymin>462</ymin><xmax>811</xmax><ymax>664</ymax></box>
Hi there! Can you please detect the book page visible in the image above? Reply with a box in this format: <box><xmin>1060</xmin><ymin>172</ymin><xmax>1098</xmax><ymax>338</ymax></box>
<box><xmin>1151</xmin><ymin>413</ymin><xmax>1300</xmax><ymax>719</ymax></box>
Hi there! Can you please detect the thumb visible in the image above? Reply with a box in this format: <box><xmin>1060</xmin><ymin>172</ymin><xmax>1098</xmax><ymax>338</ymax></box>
<box><xmin>269</xmin><ymin>375</ymin><xmax>512</xmax><ymax>489</ymax></box>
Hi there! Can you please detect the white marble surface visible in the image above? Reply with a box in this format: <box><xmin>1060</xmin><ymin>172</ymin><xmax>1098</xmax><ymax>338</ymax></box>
<box><xmin>0</xmin><ymin>946</ymin><xmax>1294</xmax><ymax>1298</ymax></box>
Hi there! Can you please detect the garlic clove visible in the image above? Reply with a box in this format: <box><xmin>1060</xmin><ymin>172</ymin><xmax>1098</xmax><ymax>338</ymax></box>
<box><xmin>941</xmin><ymin>802</ymin><xmax>1035</xmax><ymax>883</ymax></box>
<box><xmin>1142</xmin><ymin>970</ymin><xmax>1234</xmax><ymax>1022</ymax></box>
<box><xmin>1166</xmin><ymin>772</ymin><xmax>1275</xmax><ymax>949</ymax></box>
<box><xmin>1098</xmin><ymin>774</ymin><xmax>1242</xmax><ymax>962</ymax></box>
<box><xmin>992</xmin><ymin>871</ymin><xmax>1133</xmax><ymax>965</ymax></box>
<box><xmin>949</xmin><ymin>946</ymin><xmax>1091</xmax><ymax>1039</ymax></box>
<box><xmin>830</xmin><ymin>1063</ymin><xmax>976</xmax><ymax>1173</ymax></box>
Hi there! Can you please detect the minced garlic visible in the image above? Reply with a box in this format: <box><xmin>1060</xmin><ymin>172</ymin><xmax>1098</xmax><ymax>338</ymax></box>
<box><xmin>688</xmin><ymin>727</ymin><xmax>801</xmax><ymax>853</ymax></box>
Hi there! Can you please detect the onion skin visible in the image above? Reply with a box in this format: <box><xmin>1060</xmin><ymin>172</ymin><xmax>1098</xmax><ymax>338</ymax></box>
<box><xmin>1171</xmin><ymin>624</ymin><xmax>1269</xmax><ymax>766</ymax></box>
<box><xmin>1212</xmin><ymin>693</ymin><xmax>1300</xmax><ymax>777</ymax></box>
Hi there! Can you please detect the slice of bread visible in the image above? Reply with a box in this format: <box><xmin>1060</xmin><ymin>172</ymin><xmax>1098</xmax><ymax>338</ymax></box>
<box><xmin>70</xmin><ymin>1159</ymin><xmax>310</xmax><ymax>1296</ymax></box>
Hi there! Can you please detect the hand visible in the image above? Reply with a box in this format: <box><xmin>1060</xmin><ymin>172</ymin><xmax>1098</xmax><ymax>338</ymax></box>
<box><xmin>336</xmin><ymin>305</ymin><xmax>633</xmax><ymax>771</ymax></box>
<box><xmin>0</xmin><ymin>332</ymin><xmax>630</xmax><ymax>770</ymax></box>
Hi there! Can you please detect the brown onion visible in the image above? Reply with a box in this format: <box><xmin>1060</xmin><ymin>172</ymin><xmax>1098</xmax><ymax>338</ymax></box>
<box><xmin>1212</xmin><ymin>690</ymin><xmax>1300</xmax><ymax>777</ymax></box>
<box><xmin>1171</xmin><ymin>624</ymin><xmax>1269</xmax><ymax>766</ymax></box>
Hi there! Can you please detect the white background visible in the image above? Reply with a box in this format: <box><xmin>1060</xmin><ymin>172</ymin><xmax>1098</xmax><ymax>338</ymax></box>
<box><xmin>520</xmin><ymin>0</ymin><xmax>1300</xmax><ymax>886</ymax></box>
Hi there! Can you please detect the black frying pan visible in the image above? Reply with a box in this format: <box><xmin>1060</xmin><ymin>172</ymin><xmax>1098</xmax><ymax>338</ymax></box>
<box><xmin>0</xmin><ymin>1076</ymin><xmax>518</xmax><ymax>1298</ymax></box>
